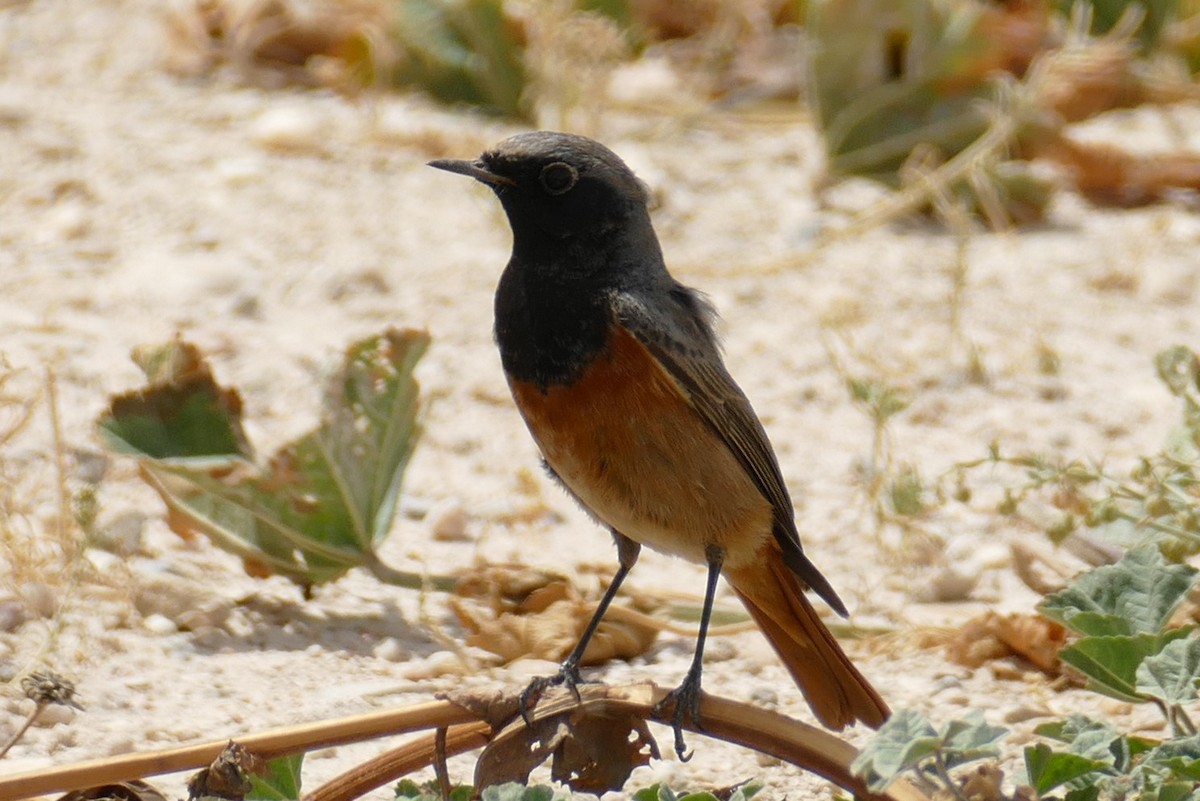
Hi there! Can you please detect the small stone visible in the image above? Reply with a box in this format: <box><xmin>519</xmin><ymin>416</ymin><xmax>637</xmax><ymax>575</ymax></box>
<box><xmin>107</xmin><ymin>737</ymin><xmax>136</xmax><ymax>756</ymax></box>
<box><xmin>84</xmin><ymin>549</ymin><xmax>122</xmax><ymax>574</ymax></box>
<box><xmin>425</xmin><ymin>498</ymin><xmax>470</xmax><ymax>541</ymax></box>
<box><xmin>0</xmin><ymin>599</ymin><xmax>29</xmax><ymax>632</ymax></box>
<box><xmin>94</xmin><ymin>511</ymin><xmax>145</xmax><ymax>555</ymax></box>
<box><xmin>43</xmin><ymin>201</ymin><xmax>90</xmax><ymax>240</ymax></box>
<box><xmin>400</xmin><ymin>650</ymin><xmax>463</xmax><ymax>680</ymax></box>
<box><xmin>20</xmin><ymin>582</ymin><xmax>57</xmax><ymax>618</ymax></box>
<box><xmin>71</xmin><ymin>449</ymin><xmax>109</xmax><ymax>483</ymax></box>
<box><xmin>1004</xmin><ymin>705</ymin><xmax>1050</xmax><ymax>724</ymax></box>
<box><xmin>372</xmin><ymin>637</ymin><xmax>407</xmax><ymax>663</ymax></box>
<box><xmin>33</xmin><ymin>703</ymin><xmax>76</xmax><ymax>727</ymax></box>
<box><xmin>913</xmin><ymin>562</ymin><xmax>979</xmax><ymax>603</ymax></box>
<box><xmin>250</xmin><ymin>106</ymin><xmax>325</xmax><ymax>153</ymax></box>
<box><xmin>216</xmin><ymin>155</ymin><xmax>265</xmax><ymax>185</ymax></box>
<box><xmin>143</xmin><ymin>614</ymin><xmax>178</xmax><ymax>635</ymax></box>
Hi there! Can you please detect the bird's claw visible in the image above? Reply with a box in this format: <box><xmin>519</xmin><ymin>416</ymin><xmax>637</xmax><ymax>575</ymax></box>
<box><xmin>518</xmin><ymin>661</ymin><xmax>585</xmax><ymax>726</ymax></box>
<box><xmin>653</xmin><ymin>670</ymin><xmax>704</xmax><ymax>761</ymax></box>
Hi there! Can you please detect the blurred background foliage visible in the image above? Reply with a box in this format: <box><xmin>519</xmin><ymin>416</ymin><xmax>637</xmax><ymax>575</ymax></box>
<box><xmin>164</xmin><ymin>0</ymin><xmax>1200</xmax><ymax>222</ymax></box>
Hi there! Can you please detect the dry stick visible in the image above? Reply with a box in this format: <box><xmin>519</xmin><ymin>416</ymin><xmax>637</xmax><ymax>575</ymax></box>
<box><xmin>434</xmin><ymin>727</ymin><xmax>452</xmax><ymax>801</ymax></box>
<box><xmin>308</xmin><ymin>722</ymin><xmax>491</xmax><ymax>801</ymax></box>
<box><xmin>3</xmin><ymin>688</ymin><xmax>929</xmax><ymax>801</ymax></box>
<box><xmin>0</xmin><ymin>706</ymin><xmax>43</xmax><ymax>761</ymax></box>
<box><xmin>315</xmin><ymin>686</ymin><xmax>929</xmax><ymax>801</ymax></box>
<box><xmin>0</xmin><ymin>699</ymin><xmax>479</xmax><ymax>800</ymax></box>
<box><xmin>501</xmin><ymin>685</ymin><xmax>929</xmax><ymax>801</ymax></box>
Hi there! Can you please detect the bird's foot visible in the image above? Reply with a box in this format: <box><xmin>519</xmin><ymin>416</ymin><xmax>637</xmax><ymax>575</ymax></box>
<box><xmin>518</xmin><ymin>661</ymin><xmax>586</xmax><ymax>726</ymax></box>
<box><xmin>653</xmin><ymin>667</ymin><xmax>704</xmax><ymax>761</ymax></box>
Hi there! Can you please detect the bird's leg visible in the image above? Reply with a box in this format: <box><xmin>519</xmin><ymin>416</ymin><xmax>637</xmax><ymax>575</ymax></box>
<box><xmin>519</xmin><ymin>533</ymin><xmax>641</xmax><ymax>725</ymax></box>
<box><xmin>654</xmin><ymin>544</ymin><xmax>724</xmax><ymax>761</ymax></box>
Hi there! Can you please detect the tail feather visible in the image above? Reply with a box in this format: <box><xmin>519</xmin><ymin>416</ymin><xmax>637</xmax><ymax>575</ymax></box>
<box><xmin>726</xmin><ymin>551</ymin><xmax>890</xmax><ymax>730</ymax></box>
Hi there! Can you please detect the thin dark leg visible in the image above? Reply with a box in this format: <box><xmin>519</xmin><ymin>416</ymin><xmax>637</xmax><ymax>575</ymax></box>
<box><xmin>519</xmin><ymin>533</ymin><xmax>641</xmax><ymax>724</ymax></box>
<box><xmin>654</xmin><ymin>544</ymin><xmax>724</xmax><ymax>761</ymax></box>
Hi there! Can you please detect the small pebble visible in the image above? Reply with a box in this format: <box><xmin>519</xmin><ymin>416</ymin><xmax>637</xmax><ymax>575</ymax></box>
<box><xmin>372</xmin><ymin>637</ymin><xmax>407</xmax><ymax>663</ymax></box>
<box><xmin>250</xmin><ymin>106</ymin><xmax>325</xmax><ymax>153</ymax></box>
<box><xmin>913</xmin><ymin>562</ymin><xmax>978</xmax><ymax>603</ymax></box>
<box><xmin>0</xmin><ymin>599</ymin><xmax>29</xmax><ymax>633</ymax></box>
<box><xmin>143</xmin><ymin>613</ymin><xmax>178</xmax><ymax>635</ymax></box>
<box><xmin>425</xmin><ymin>498</ymin><xmax>470</xmax><ymax>541</ymax></box>
<box><xmin>43</xmin><ymin>201</ymin><xmax>90</xmax><ymax>240</ymax></box>
<box><xmin>34</xmin><ymin>703</ymin><xmax>76</xmax><ymax>727</ymax></box>
<box><xmin>72</xmin><ymin>449</ymin><xmax>110</xmax><ymax>483</ymax></box>
<box><xmin>107</xmin><ymin>737</ymin><xmax>136</xmax><ymax>756</ymax></box>
<box><xmin>21</xmin><ymin>582</ymin><xmax>57</xmax><ymax>618</ymax></box>
<box><xmin>399</xmin><ymin>650</ymin><xmax>463</xmax><ymax>680</ymax></box>
<box><xmin>85</xmin><ymin>549</ymin><xmax>122</xmax><ymax>575</ymax></box>
<box><xmin>93</xmin><ymin>510</ymin><xmax>145</xmax><ymax>555</ymax></box>
<box><xmin>1003</xmin><ymin>705</ymin><xmax>1050</xmax><ymax>724</ymax></box>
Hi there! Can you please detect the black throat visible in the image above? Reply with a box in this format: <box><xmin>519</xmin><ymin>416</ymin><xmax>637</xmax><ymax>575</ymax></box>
<box><xmin>493</xmin><ymin>257</ymin><xmax>612</xmax><ymax>390</ymax></box>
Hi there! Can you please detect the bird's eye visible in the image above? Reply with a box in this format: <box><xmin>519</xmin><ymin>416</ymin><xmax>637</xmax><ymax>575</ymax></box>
<box><xmin>538</xmin><ymin>162</ymin><xmax>578</xmax><ymax>196</ymax></box>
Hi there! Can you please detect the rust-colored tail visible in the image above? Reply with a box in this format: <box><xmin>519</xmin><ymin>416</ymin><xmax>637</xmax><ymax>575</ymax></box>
<box><xmin>725</xmin><ymin>548</ymin><xmax>890</xmax><ymax>730</ymax></box>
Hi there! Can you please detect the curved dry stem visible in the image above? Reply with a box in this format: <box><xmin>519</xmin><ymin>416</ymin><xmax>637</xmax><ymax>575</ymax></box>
<box><xmin>307</xmin><ymin>722</ymin><xmax>491</xmax><ymax>801</ymax></box>
<box><xmin>0</xmin><ymin>699</ymin><xmax>478</xmax><ymax>800</ymax></box>
<box><xmin>0</xmin><ymin>686</ymin><xmax>929</xmax><ymax>801</ymax></box>
<box><xmin>482</xmin><ymin>684</ymin><xmax>929</xmax><ymax>801</ymax></box>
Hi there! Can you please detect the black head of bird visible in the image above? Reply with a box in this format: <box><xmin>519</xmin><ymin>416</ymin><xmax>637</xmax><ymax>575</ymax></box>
<box><xmin>429</xmin><ymin>131</ymin><xmax>654</xmax><ymax>246</ymax></box>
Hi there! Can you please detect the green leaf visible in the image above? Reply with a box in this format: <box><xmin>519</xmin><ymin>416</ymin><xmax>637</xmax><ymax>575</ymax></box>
<box><xmin>99</xmin><ymin>338</ymin><xmax>251</xmax><ymax>460</ymax></box>
<box><xmin>1140</xmin><ymin>734</ymin><xmax>1200</xmax><ymax>782</ymax></box>
<box><xmin>1059</xmin><ymin>611</ymin><xmax>1132</xmax><ymax>637</ymax></box>
<box><xmin>99</xmin><ymin>329</ymin><xmax>432</xmax><ymax>589</ymax></box>
<box><xmin>480</xmin><ymin>785</ymin><xmax>570</xmax><ymax>801</ymax></box>
<box><xmin>393</xmin><ymin>780</ymin><xmax>473</xmax><ymax>800</ymax></box>
<box><xmin>1024</xmin><ymin>743</ymin><xmax>1111</xmax><ymax>794</ymax></box>
<box><xmin>1151</xmin><ymin>783</ymin><xmax>1200</xmax><ymax>801</ymax></box>
<box><xmin>1059</xmin><ymin>633</ymin><xmax>1172</xmax><ymax>703</ymax></box>
<box><xmin>390</xmin><ymin>0</ymin><xmax>529</xmax><ymax>118</ymax></box>
<box><xmin>1063</xmin><ymin>787</ymin><xmax>1101</xmax><ymax>801</ymax></box>
<box><xmin>248</xmin><ymin>753</ymin><xmax>303</xmax><ymax>801</ymax></box>
<box><xmin>850</xmin><ymin>709</ymin><xmax>940</xmax><ymax>791</ymax></box>
<box><xmin>1040</xmin><ymin>546</ymin><xmax>1199</xmax><ymax>636</ymax></box>
<box><xmin>1137</xmin><ymin>636</ymin><xmax>1200</xmax><ymax>706</ymax></box>
<box><xmin>940</xmin><ymin>710</ymin><xmax>1008</xmax><ymax>768</ymax></box>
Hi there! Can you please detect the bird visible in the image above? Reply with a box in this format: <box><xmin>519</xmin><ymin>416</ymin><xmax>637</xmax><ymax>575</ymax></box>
<box><xmin>430</xmin><ymin>131</ymin><xmax>890</xmax><ymax>758</ymax></box>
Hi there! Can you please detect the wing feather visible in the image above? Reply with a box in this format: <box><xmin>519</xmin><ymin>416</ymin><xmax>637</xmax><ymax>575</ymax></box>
<box><xmin>613</xmin><ymin>286</ymin><xmax>848</xmax><ymax>616</ymax></box>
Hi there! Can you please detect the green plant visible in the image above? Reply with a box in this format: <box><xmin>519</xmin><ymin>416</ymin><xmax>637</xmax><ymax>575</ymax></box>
<box><xmin>854</xmin><ymin>546</ymin><xmax>1200</xmax><ymax>800</ymax></box>
<box><xmin>946</xmin><ymin>346</ymin><xmax>1200</xmax><ymax>560</ymax></box>
<box><xmin>97</xmin><ymin>329</ymin><xmax>450</xmax><ymax>593</ymax></box>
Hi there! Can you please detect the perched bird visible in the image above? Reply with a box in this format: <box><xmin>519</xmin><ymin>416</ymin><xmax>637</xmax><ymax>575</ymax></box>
<box><xmin>430</xmin><ymin>132</ymin><xmax>889</xmax><ymax>757</ymax></box>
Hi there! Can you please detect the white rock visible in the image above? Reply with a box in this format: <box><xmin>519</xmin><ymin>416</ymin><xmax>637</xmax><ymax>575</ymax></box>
<box><xmin>372</xmin><ymin>637</ymin><xmax>407</xmax><ymax>663</ymax></box>
<box><xmin>250</xmin><ymin>106</ymin><xmax>325</xmax><ymax>153</ymax></box>
<box><xmin>143</xmin><ymin>613</ymin><xmax>178</xmax><ymax>635</ymax></box>
<box><xmin>20</xmin><ymin>583</ymin><xmax>57</xmax><ymax>618</ymax></box>
<box><xmin>426</xmin><ymin>498</ymin><xmax>470</xmax><ymax>541</ymax></box>
<box><xmin>33</xmin><ymin>703</ymin><xmax>76</xmax><ymax>727</ymax></box>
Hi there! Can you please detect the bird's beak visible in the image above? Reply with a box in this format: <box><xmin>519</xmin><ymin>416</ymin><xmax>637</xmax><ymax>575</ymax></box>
<box><xmin>427</xmin><ymin>158</ymin><xmax>516</xmax><ymax>188</ymax></box>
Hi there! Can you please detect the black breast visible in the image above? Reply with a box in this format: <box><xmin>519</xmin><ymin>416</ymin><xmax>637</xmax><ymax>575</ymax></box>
<box><xmin>494</xmin><ymin>263</ymin><xmax>612</xmax><ymax>390</ymax></box>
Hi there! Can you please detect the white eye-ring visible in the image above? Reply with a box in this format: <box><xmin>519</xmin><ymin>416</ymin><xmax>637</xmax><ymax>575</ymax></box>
<box><xmin>539</xmin><ymin>161</ymin><xmax>578</xmax><ymax>195</ymax></box>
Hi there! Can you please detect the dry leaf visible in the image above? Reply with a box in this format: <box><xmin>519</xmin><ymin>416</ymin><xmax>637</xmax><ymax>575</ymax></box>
<box><xmin>1032</xmin><ymin>134</ymin><xmax>1200</xmax><ymax>207</ymax></box>
<box><xmin>451</xmin><ymin>566</ymin><xmax>658</xmax><ymax>665</ymax></box>
<box><xmin>163</xmin><ymin>0</ymin><xmax>392</xmax><ymax>91</ymax></box>
<box><xmin>186</xmin><ymin>741</ymin><xmax>264</xmax><ymax>800</ymax></box>
<box><xmin>58</xmin><ymin>781</ymin><xmax>167</xmax><ymax>801</ymax></box>
<box><xmin>945</xmin><ymin>611</ymin><xmax>1065</xmax><ymax>674</ymax></box>
<box><xmin>474</xmin><ymin>695</ymin><xmax>658</xmax><ymax>794</ymax></box>
<box><xmin>440</xmin><ymin>687</ymin><xmax>523</xmax><ymax>731</ymax></box>
<box><xmin>959</xmin><ymin>762</ymin><xmax>1005</xmax><ymax>801</ymax></box>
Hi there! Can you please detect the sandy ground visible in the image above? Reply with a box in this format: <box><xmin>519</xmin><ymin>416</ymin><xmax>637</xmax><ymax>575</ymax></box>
<box><xmin>3</xmin><ymin>1</ymin><xmax>1200</xmax><ymax>799</ymax></box>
